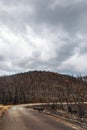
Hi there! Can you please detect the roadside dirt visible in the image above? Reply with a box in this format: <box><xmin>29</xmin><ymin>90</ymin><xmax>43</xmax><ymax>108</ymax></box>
<box><xmin>0</xmin><ymin>105</ymin><xmax>11</xmax><ymax>117</ymax></box>
<box><xmin>43</xmin><ymin>110</ymin><xmax>87</xmax><ymax>130</ymax></box>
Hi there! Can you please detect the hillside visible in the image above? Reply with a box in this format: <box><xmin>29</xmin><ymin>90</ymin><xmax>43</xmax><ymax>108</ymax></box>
<box><xmin>0</xmin><ymin>71</ymin><xmax>87</xmax><ymax>105</ymax></box>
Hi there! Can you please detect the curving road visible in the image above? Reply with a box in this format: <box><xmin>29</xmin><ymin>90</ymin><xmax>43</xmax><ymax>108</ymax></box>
<box><xmin>0</xmin><ymin>105</ymin><xmax>76</xmax><ymax>130</ymax></box>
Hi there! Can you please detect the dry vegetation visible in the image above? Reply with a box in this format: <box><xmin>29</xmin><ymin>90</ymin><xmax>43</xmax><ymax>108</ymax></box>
<box><xmin>0</xmin><ymin>71</ymin><xmax>87</xmax><ymax>104</ymax></box>
<box><xmin>0</xmin><ymin>105</ymin><xmax>10</xmax><ymax>117</ymax></box>
<box><xmin>31</xmin><ymin>103</ymin><xmax>87</xmax><ymax>129</ymax></box>
<box><xmin>0</xmin><ymin>71</ymin><xmax>87</xmax><ymax>122</ymax></box>
<box><xmin>0</xmin><ymin>105</ymin><xmax>4</xmax><ymax>117</ymax></box>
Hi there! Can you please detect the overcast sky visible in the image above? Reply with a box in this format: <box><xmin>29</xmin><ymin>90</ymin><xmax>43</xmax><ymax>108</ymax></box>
<box><xmin>0</xmin><ymin>0</ymin><xmax>87</xmax><ymax>76</ymax></box>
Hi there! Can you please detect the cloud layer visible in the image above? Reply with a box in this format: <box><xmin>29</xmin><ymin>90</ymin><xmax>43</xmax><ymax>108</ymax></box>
<box><xmin>0</xmin><ymin>0</ymin><xmax>87</xmax><ymax>75</ymax></box>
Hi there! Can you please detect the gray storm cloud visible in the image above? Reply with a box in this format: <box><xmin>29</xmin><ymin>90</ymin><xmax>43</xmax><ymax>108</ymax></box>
<box><xmin>0</xmin><ymin>0</ymin><xmax>87</xmax><ymax>75</ymax></box>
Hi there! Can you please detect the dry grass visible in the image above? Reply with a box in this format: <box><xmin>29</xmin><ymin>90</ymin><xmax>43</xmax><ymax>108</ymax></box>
<box><xmin>0</xmin><ymin>105</ymin><xmax>11</xmax><ymax>117</ymax></box>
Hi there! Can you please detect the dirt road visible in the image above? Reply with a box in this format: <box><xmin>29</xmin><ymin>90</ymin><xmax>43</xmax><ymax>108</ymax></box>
<box><xmin>0</xmin><ymin>105</ymin><xmax>76</xmax><ymax>130</ymax></box>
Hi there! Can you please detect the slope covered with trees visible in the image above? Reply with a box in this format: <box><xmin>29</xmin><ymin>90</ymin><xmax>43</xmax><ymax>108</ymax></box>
<box><xmin>0</xmin><ymin>71</ymin><xmax>87</xmax><ymax>105</ymax></box>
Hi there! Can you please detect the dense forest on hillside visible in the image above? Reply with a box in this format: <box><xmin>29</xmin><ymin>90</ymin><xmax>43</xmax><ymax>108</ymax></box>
<box><xmin>0</xmin><ymin>71</ymin><xmax>87</xmax><ymax>105</ymax></box>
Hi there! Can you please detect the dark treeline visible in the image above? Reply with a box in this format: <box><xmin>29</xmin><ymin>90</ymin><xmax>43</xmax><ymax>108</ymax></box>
<box><xmin>0</xmin><ymin>71</ymin><xmax>87</xmax><ymax>106</ymax></box>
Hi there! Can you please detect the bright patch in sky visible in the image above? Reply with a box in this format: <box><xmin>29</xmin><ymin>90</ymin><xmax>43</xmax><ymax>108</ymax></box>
<box><xmin>0</xmin><ymin>0</ymin><xmax>87</xmax><ymax>75</ymax></box>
